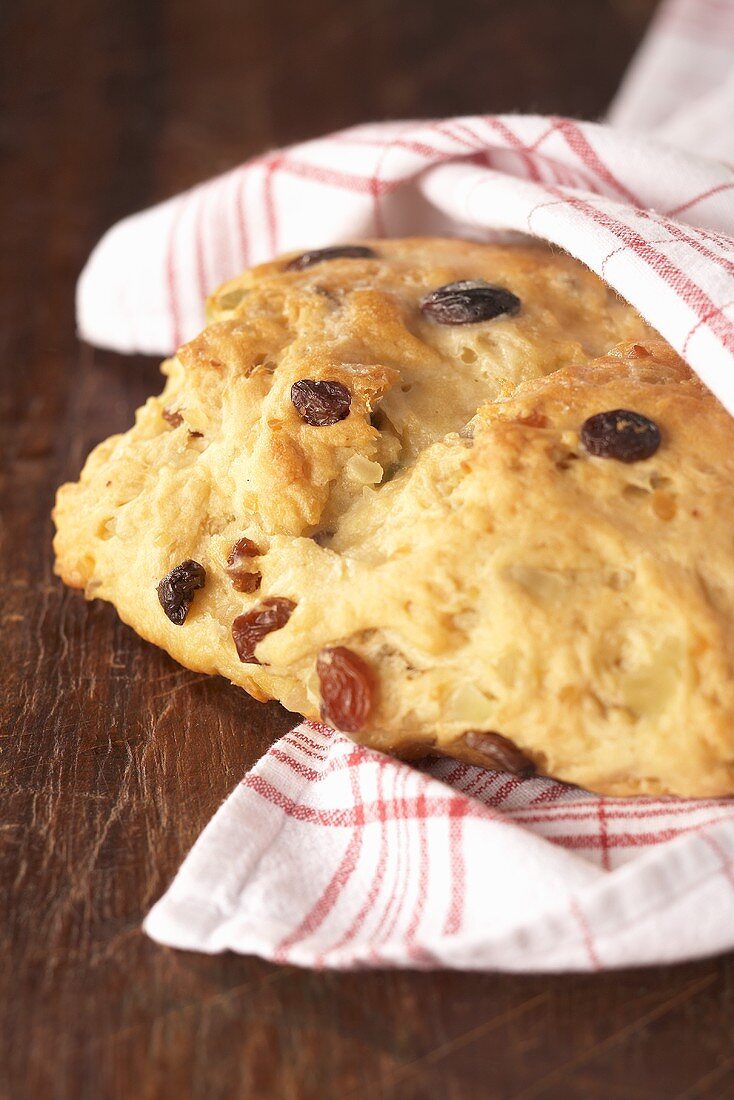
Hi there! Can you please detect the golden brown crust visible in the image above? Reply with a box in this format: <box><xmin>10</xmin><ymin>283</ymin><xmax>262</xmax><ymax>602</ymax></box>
<box><xmin>53</xmin><ymin>237</ymin><xmax>734</xmax><ymax>797</ymax></box>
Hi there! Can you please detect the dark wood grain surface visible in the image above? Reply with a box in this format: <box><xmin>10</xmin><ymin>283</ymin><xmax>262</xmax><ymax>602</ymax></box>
<box><xmin>4</xmin><ymin>1</ymin><xmax>734</xmax><ymax>1097</ymax></box>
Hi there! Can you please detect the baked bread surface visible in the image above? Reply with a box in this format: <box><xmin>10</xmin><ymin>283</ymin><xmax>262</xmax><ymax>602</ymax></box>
<box><xmin>54</xmin><ymin>237</ymin><xmax>734</xmax><ymax>796</ymax></box>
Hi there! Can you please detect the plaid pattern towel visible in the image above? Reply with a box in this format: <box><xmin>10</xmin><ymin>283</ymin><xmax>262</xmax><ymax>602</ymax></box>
<box><xmin>143</xmin><ymin>722</ymin><xmax>734</xmax><ymax>970</ymax></box>
<box><xmin>80</xmin><ymin>0</ymin><xmax>734</xmax><ymax>969</ymax></box>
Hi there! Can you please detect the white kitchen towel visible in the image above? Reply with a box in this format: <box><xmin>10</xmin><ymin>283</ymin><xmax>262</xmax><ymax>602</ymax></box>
<box><xmin>144</xmin><ymin>721</ymin><xmax>734</xmax><ymax>971</ymax></box>
<box><xmin>81</xmin><ymin>0</ymin><xmax>734</xmax><ymax>969</ymax></box>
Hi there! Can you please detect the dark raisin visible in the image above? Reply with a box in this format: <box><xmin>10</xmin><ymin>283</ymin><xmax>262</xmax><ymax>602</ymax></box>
<box><xmin>463</xmin><ymin>731</ymin><xmax>535</xmax><ymax>776</ymax></box>
<box><xmin>581</xmin><ymin>409</ymin><xmax>660</xmax><ymax>463</ymax></box>
<box><xmin>232</xmin><ymin>597</ymin><xmax>296</xmax><ymax>664</ymax></box>
<box><xmin>317</xmin><ymin>646</ymin><xmax>375</xmax><ymax>732</ymax></box>
<box><xmin>162</xmin><ymin>407</ymin><xmax>183</xmax><ymax>428</ymax></box>
<box><xmin>232</xmin><ymin>571</ymin><xmax>262</xmax><ymax>593</ymax></box>
<box><xmin>286</xmin><ymin>245</ymin><xmax>377</xmax><ymax>271</ymax></box>
<box><xmin>157</xmin><ymin>559</ymin><xmax>206</xmax><ymax>625</ymax></box>
<box><xmin>227</xmin><ymin>536</ymin><xmax>261</xmax><ymax>565</ymax></box>
<box><xmin>226</xmin><ymin>538</ymin><xmax>263</xmax><ymax>593</ymax></box>
<box><xmin>291</xmin><ymin>379</ymin><xmax>351</xmax><ymax>426</ymax></box>
<box><xmin>420</xmin><ymin>280</ymin><xmax>521</xmax><ymax>325</ymax></box>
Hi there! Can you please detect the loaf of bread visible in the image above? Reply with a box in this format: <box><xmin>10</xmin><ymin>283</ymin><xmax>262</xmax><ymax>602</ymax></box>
<box><xmin>54</xmin><ymin>237</ymin><xmax>734</xmax><ymax>796</ymax></box>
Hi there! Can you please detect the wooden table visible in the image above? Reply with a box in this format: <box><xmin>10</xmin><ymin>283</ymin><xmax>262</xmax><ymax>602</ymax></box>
<box><xmin>4</xmin><ymin>1</ymin><xmax>734</xmax><ymax>1096</ymax></box>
